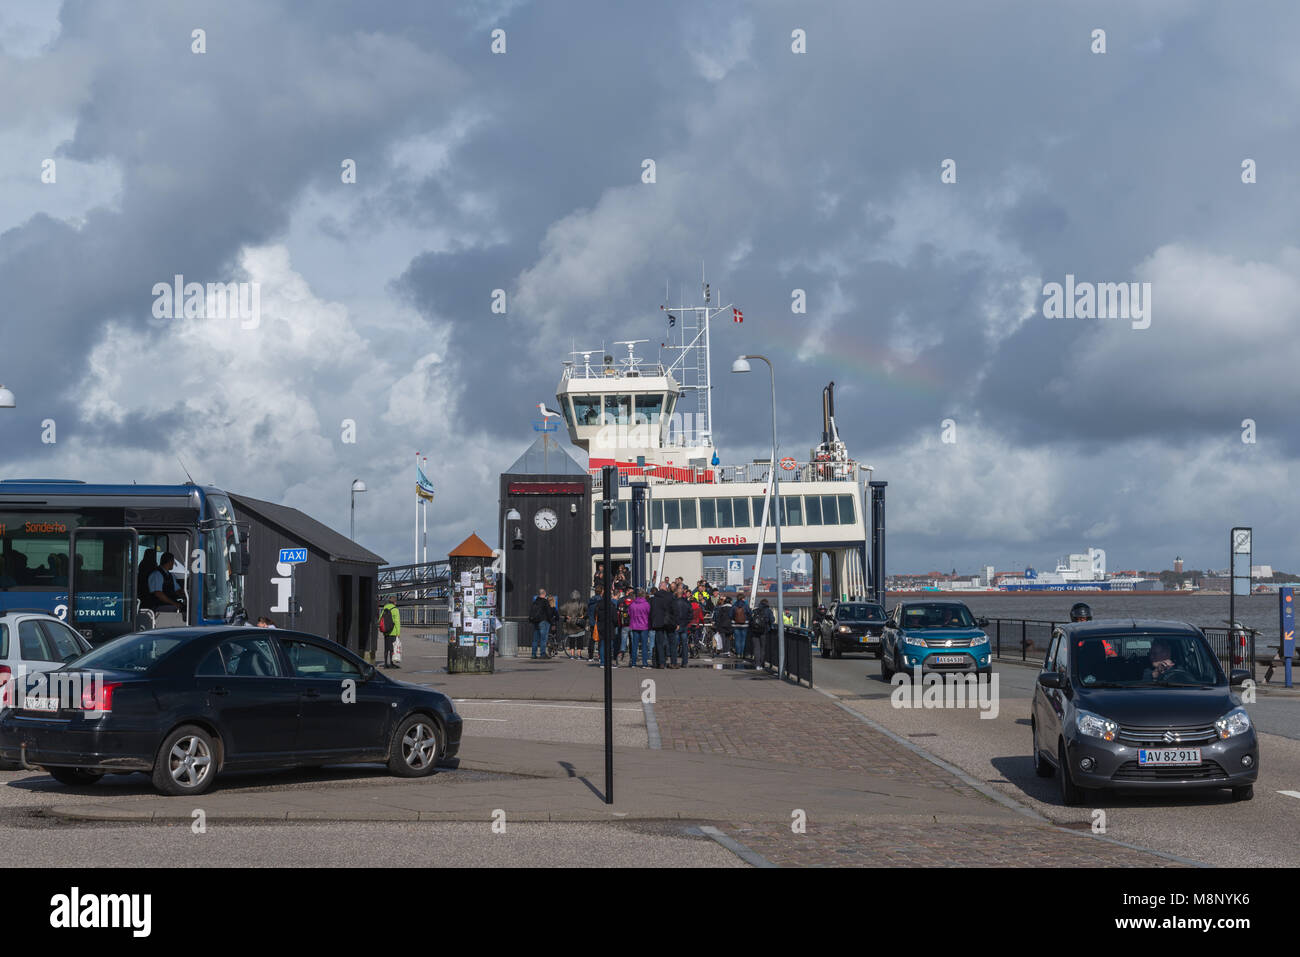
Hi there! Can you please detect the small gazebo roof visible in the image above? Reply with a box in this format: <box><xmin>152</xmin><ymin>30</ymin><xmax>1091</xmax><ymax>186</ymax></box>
<box><xmin>449</xmin><ymin>532</ymin><xmax>495</xmax><ymax>558</ymax></box>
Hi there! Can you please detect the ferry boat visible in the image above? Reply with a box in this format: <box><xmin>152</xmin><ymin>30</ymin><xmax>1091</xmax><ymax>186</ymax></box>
<box><xmin>550</xmin><ymin>282</ymin><xmax>874</xmax><ymax>601</ymax></box>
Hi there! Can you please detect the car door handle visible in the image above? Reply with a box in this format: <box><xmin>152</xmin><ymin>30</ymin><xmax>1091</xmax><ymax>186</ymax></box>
<box><xmin>210</xmin><ymin>687</ymin><xmax>230</xmax><ymax>697</ymax></box>
<box><xmin>302</xmin><ymin>689</ymin><xmax>321</xmax><ymax>699</ymax></box>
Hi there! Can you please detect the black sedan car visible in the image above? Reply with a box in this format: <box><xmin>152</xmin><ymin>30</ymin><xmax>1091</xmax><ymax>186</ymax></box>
<box><xmin>0</xmin><ymin>626</ymin><xmax>462</xmax><ymax>796</ymax></box>
<box><xmin>1031</xmin><ymin>619</ymin><xmax>1258</xmax><ymax>805</ymax></box>
<box><xmin>818</xmin><ymin>602</ymin><xmax>888</xmax><ymax>658</ymax></box>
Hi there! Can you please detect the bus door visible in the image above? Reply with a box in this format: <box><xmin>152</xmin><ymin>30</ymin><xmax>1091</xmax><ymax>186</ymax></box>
<box><xmin>68</xmin><ymin>527</ymin><xmax>139</xmax><ymax>645</ymax></box>
<box><xmin>136</xmin><ymin>531</ymin><xmax>194</xmax><ymax>628</ymax></box>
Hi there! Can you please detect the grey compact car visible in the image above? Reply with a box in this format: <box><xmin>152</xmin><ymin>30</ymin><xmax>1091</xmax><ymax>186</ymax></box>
<box><xmin>1031</xmin><ymin>619</ymin><xmax>1259</xmax><ymax>805</ymax></box>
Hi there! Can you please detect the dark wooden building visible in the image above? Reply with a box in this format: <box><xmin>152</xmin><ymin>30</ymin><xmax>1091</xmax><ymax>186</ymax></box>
<box><xmin>499</xmin><ymin>434</ymin><xmax>592</xmax><ymax>622</ymax></box>
<box><xmin>231</xmin><ymin>493</ymin><xmax>386</xmax><ymax>655</ymax></box>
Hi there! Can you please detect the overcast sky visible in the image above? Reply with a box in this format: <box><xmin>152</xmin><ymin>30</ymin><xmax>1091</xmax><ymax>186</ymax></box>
<box><xmin>0</xmin><ymin>0</ymin><xmax>1296</xmax><ymax>575</ymax></box>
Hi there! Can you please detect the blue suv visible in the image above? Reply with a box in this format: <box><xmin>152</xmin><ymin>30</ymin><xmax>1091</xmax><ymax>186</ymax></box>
<box><xmin>880</xmin><ymin>600</ymin><xmax>992</xmax><ymax>680</ymax></box>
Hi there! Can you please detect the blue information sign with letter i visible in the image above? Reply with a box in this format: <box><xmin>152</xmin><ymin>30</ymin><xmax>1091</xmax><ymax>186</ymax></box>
<box><xmin>279</xmin><ymin>547</ymin><xmax>307</xmax><ymax>564</ymax></box>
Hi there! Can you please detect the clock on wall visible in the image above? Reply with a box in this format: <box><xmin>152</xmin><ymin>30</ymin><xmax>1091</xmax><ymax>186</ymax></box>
<box><xmin>534</xmin><ymin>507</ymin><xmax>558</xmax><ymax>531</ymax></box>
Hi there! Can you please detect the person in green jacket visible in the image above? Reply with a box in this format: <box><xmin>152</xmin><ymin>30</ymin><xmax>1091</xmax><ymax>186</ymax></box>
<box><xmin>379</xmin><ymin>600</ymin><xmax>401</xmax><ymax>668</ymax></box>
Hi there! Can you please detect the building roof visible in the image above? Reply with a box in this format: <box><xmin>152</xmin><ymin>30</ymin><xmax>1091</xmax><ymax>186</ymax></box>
<box><xmin>449</xmin><ymin>532</ymin><xmax>495</xmax><ymax>558</ymax></box>
<box><xmin>231</xmin><ymin>493</ymin><xmax>386</xmax><ymax>566</ymax></box>
<box><xmin>504</xmin><ymin>433</ymin><xmax>587</xmax><ymax>476</ymax></box>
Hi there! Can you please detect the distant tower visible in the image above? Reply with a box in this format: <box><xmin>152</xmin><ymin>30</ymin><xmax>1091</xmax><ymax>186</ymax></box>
<box><xmin>1174</xmin><ymin>556</ymin><xmax>1184</xmax><ymax>574</ymax></box>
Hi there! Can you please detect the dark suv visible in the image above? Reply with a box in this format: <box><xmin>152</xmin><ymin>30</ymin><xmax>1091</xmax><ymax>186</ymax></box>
<box><xmin>818</xmin><ymin>602</ymin><xmax>887</xmax><ymax>659</ymax></box>
<box><xmin>1031</xmin><ymin>619</ymin><xmax>1258</xmax><ymax>805</ymax></box>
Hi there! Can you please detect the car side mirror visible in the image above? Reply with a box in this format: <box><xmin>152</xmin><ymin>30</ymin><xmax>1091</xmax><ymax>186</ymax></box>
<box><xmin>1037</xmin><ymin>672</ymin><xmax>1063</xmax><ymax>689</ymax></box>
<box><xmin>1229</xmin><ymin>669</ymin><xmax>1251</xmax><ymax>687</ymax></box>
<box><xmin>976</xmin><ymin>617</ymin><xmax>989</xmax><ymax>628</ymax></box>
<box><xmin>361</xmin><ymin>663</ymin><xmax>378</xmax><ymax>682</ymax></box>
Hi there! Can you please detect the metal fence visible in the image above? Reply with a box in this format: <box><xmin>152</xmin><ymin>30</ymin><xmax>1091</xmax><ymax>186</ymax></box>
<box><xmin>755</xmin><ymin>625</ymin><xmax>814</xmax><ymax>686</ymax></box>
<box><xmin>986</xmin><ymin>618</ymin><xmax>1260</xmax><ymax>679</ymax></box>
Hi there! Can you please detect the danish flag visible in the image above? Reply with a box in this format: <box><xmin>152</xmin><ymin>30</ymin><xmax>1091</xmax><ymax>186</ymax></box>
<box><xmin>732</xmin><ymin>307</ymin><xmax>743</xmax><ymax>323</ymax></box>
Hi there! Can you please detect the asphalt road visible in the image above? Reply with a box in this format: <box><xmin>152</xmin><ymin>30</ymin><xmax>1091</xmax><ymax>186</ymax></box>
<box><xmin>813</xmin><ymin>650</ymin><xmax>1300</xmax><ymax>867</ymax></box>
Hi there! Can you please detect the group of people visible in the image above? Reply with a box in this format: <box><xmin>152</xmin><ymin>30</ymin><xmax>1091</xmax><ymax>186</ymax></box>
<box><xmin>528</xmin><ymin>574</ymin><xmax>781</xmax><ymax>669</ymax></box>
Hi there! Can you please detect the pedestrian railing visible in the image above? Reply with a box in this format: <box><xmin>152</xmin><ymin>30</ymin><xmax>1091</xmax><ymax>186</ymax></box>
<box><xmin>755</xmin><ymin>626</ymin><xmax>814</xmax><ymax>686</ymax></box>
<box><xmin>986</xmin><ymin>618</ymin><xmax>1261</xmax><ymax>680</ymax></box>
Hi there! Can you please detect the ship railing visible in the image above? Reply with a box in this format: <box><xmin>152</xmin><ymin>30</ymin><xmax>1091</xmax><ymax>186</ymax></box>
<box><xmin>562</xmin><ymin>363</ymin><xmax>668</xmax><ymax>381</ymax></box>
<box><xmin>589</xmin><ymin>460</ymin><xmax>861</xmax><ymax>491</ymax></box>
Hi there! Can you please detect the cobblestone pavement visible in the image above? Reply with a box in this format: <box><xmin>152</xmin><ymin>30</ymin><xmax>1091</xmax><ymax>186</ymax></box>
<box><xmin>718</xmin><ymin>820</ymin><xmax>1189</xmax><ymax>867</ymax></box>
<box><xmin>656</xmin><ymin>698</ymin><xmax>969</xmax><ymax>795</ymax></box>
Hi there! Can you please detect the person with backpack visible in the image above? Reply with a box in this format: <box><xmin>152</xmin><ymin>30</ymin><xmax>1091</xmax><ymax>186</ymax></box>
<box><xmin>528</xmin><ymin>589</ymin><xmax>551</xmax><ymax>659</ymax></box>
<box><xmin>560</xmin><ymin>590</ymin><xmax>587</xmax><ymax>660</ymax></box>
<box><xmin>712</xmin><ymin>597</ymin><xmax>734</xmax><ymax>656</ymax></box>
<box><xmin>732</xmin><ymin>596</ymin><xmax>750</xmax><ymax>660</ymax></box>
<box><xmin>378</xmin><ymin>599</ymin><xmax>401</xmax><ymax>668</ymax></box>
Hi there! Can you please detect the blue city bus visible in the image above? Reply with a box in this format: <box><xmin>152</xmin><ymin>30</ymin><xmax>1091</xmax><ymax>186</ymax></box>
<box><xmin>0</xmin><ymin>480</ymin><xmax>247</xmax><ymax>644</ymax></box>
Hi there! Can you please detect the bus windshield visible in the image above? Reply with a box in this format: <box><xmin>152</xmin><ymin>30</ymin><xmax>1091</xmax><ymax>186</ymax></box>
<box><xmin>203</xmin><ymin>495</ymin><xmax>243</xmax><ymax>621</ymax></box>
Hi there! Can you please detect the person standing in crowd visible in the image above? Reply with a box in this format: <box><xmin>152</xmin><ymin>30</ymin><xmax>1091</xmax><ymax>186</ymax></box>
<box><xmin>672</xmin><ymin>584</ymin><xmax>693</xmax><ymax>669</ymax></box>
<box><xmin>732</xmin><ymin>596</ymin><xmax>749</xmax><ymax>660</ymax></box>
<box><xmin>783</xmin><ymin>608</ymin><xmax>794</xmax><ymax>627</ymax></box>
<box><xmin>627</xmin><ymin>587</ymin><xmax>651</xmax><ymax>667</ymax></box>
<box><xmin>587</xmin><ymin>585</ymin><xmax>607</xmax><ymax>661</ymax></box>
<box><xmin>528</xmin><ymin>588</ymin><xmax>550</xmax><ymax>659</ymax></box>
<box><xmin>613</xmin><ymin>587</ymin><xmax>629</xmax><ymax>663</ymax></box>
<box><xmin>560</xmin><ymin>590</ymin><xmax>586</xmax><ymax>660</ymax></box>
<box><xmin>749</xmin><ymin>598</ymin><xmax>773</xmax><ymax>667</ymax></box>
<box><xmin>649</xmin><ymin>579</ymin><xmax>676</xmax><ymax>669</ymax></box>
<box><xmin>589</xmin><ymin>585</ymin><xmax>617</xmax><ymax>668</ymax></box>
<box><xmin>712</xmin><ymin>595</ymin><xmax>735</xmax><ymax>656</ymax></box>
<box><xmin>379</xmin><ymin>597</ymin><xmax>401</xmax><ymax>668</ymax></box>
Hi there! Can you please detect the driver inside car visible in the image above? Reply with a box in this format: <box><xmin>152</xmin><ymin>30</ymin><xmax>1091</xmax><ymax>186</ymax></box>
<box><xmin>1143</xmin><ymin>638</ymin><xmax>1177</xmax><ymax>681</ymax></box>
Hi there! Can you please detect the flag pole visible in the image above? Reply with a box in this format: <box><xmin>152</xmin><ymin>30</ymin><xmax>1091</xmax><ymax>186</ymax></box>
<box><xmin>414</xmin><ymin>451</ymin><xmax>420</xmax><ymax>567</ymax></box>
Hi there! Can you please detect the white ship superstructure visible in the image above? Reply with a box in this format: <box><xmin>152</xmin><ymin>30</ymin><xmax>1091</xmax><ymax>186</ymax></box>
<box><xmin>553</xmin><ymin>282</ymin><xmax>872</xmax><ymax>599</ymax></box>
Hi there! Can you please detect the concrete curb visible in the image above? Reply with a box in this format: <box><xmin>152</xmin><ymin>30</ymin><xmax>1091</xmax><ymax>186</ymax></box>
<box><xmin>697</xmin><ymin>825</ymin><xmax>776</xmax><ymax>867</ymax></box>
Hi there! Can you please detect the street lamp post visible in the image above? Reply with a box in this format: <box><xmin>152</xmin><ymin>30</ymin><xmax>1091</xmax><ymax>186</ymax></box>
<box><xmin>499</xmin><ymin>507</ymin><xmax>521</xmax><ymax>635</ymax></box>
<box><xmin>350</xmin><ymin>479</ymin><xmax>367</xmax><ymax>541</ymax></box>
<box><xmin>731</xmin><ymin>354</ymin><xmax>785</xmax><ymax>680</ymax></box>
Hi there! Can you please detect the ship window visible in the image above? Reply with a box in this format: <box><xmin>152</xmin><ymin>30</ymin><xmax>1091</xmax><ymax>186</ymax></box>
<box><xmin>594</xmin><ymin>501</ymin><xmax>629</xmax><ymax>532</ymax></box>
<box><xmin>635</xmin><ymin>393</ymin><xmax>663</xmax><ymax>420</ymax></box>
<box><xmin>562</xmin><ymin>398</ymin><xmax>574</xmax><ymax>428</ymax></box>
<box><xmin>821</xmin><ymin>495</ymin><xmax>840</xmax><ymax>524</ymax></box>
<box><xmin>837</xmin><ymin>495</ymin><xmax>855</xmax><ymax>525</ymax></box>
<box><xmin>781</xmin><ymin>496</ymin><xmax>803</xmax><ymax>526</ymax></box>
<box><xmin>732</xmin><ymin>498</ymin><xmax>750</xmax><ymax>527</ymax></box>
<box><xmin>680</xmin><ymin>499</ymin><xmax>696</xmax><ymax>528</ymax></box>
<box><xmin>805</xmin><ymin>496</ymin><xmax>823</xmax><ymax>526</ymax></box>
<box><xmin>715</xmin><ymin>499</ymin><xmax>733</xmax><ymax>529</ymax></box>
<box><xmin>751</xmin><ymin>496</ymin><xmax>771</xmax><ymax>526</ymax></box>
<box><xmin>573</xmin><ymin>395</ymin><xmax>601</xmax><ymax>426</ymax></box>
<box><xmin>699</xmin><ymin>499</ymin><xmax>716</xmax><ymax>528</ymax></box>
<box><xmin>606</xmin><ymin>394</ymin><xmax>634</xmax><ymax>425</ymax></box>
<box><xmin>651</xmin><ymin>500</ymin><xmax>682</xmax><ymax>530</ymax></box>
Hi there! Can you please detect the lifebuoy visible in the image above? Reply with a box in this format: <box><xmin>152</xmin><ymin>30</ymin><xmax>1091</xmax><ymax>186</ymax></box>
<box><xmin>780</xmin><ymin>457</ymin><xmax>797</xmax><ymax>470</ymax></box>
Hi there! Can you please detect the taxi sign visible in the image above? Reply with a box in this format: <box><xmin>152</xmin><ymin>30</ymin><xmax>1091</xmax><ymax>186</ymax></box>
<box><xmin>279</xmin><ymin>548</ymin><xmax>308</xmax><ymax>564</ymax></box>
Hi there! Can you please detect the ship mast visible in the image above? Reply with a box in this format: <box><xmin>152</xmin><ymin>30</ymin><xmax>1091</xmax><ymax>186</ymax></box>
<box><xmin>661</xmin><ymin>268</ymin><xmax>732</xmax><ymax>449</ymax></box>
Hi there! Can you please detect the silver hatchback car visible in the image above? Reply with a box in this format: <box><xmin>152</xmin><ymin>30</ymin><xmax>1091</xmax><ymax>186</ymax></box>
<box><xmin>1</xmin><ymin>609</ymin><xmax>92</xmax><ymax>716</ymax></box>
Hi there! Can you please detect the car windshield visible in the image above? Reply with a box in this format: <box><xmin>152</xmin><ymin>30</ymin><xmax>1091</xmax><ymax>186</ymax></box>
<box><xmin>837</xmin><ymin>604</ymin><xmax>885</xmax><ymax>621</ymax></box>
<box><xmin>901</xmin><ymin>604</ymin><xmax>975</xmax><ymax>629</ymax></box>
<box><xmin>1073</xmin><ymin>632</ymin><xmax>1223</xmax><ymax>688</ymax></box>
<box><xmin>70</xmin><ymin>632</ymin><xmax>188</xmax><ymax>673</ymax></box>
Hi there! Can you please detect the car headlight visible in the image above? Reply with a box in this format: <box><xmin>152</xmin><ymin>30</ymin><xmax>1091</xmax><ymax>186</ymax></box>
<box><xmin>903</xmin><ymin>634</ymin><xmax>927</xmax><ymax>647</ymax></box>
<box><xmin>837</xmin><ymin>625</ymin><xmax>851</xmax><ymax>633</ymax></box>
<box><xmin>1215</xmin><ymin>708</ymin><xmax>1251</xmax><ymax>739</ymax></box>
<box><xmin>969</xmin><ymin>632</ymin><xmax>988</xmax><ymax>645</ymax></box>
<box><xmin>1076</xmin><ymin>710</ymin><xmax>1117</xmax><ymax>742</ymax></box>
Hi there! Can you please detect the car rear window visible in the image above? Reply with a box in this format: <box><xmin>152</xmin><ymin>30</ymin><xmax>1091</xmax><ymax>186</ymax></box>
<box><xmin>73</xmin><ymin>633</ymin><xmax>187</xmax><ymax>673</ymax></box>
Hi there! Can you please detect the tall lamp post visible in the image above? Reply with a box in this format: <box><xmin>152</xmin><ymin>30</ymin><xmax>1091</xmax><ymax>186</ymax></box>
<box><xmin>350</xmin><ymin>479</ymin><xmax>367</xmax><ymax>540</ymax></box>
<box><xmin>499</xmin><ymin>507</ymin><xmax>521</xmax><ymax>633</ymax></box>
<box><xmin>731</xmin><ymin>354</ymin><xmax>785</xmax><ymax>680</ymax></box>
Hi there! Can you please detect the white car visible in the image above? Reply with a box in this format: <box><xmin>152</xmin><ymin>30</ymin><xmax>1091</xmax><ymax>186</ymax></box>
<box><xmin>0</xmin><ymin>609</ymin><xmax>92</xmax><ymax>730</ymax></box>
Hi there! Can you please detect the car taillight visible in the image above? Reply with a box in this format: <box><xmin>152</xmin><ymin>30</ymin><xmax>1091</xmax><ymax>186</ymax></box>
<box><xmin>81</xmin><ymin>682</ymin><xmax>120</xmax><ymax>714</ymax></box>
<box><xmin>0</xmin><ymin>665</ymin><xmax>10</xmax><ymax>708</ymax></box>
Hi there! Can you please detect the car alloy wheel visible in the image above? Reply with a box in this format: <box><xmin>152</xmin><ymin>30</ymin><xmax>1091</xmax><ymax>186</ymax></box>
<box><xmin>390</xmin><ymin>714</ymin><xmax>443</xmax><ymax>777</ymax></box>
<box><xmin>169</xmin><ymin>734</ymin><xmax>213</xmax><ymax>790</ymax></box>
